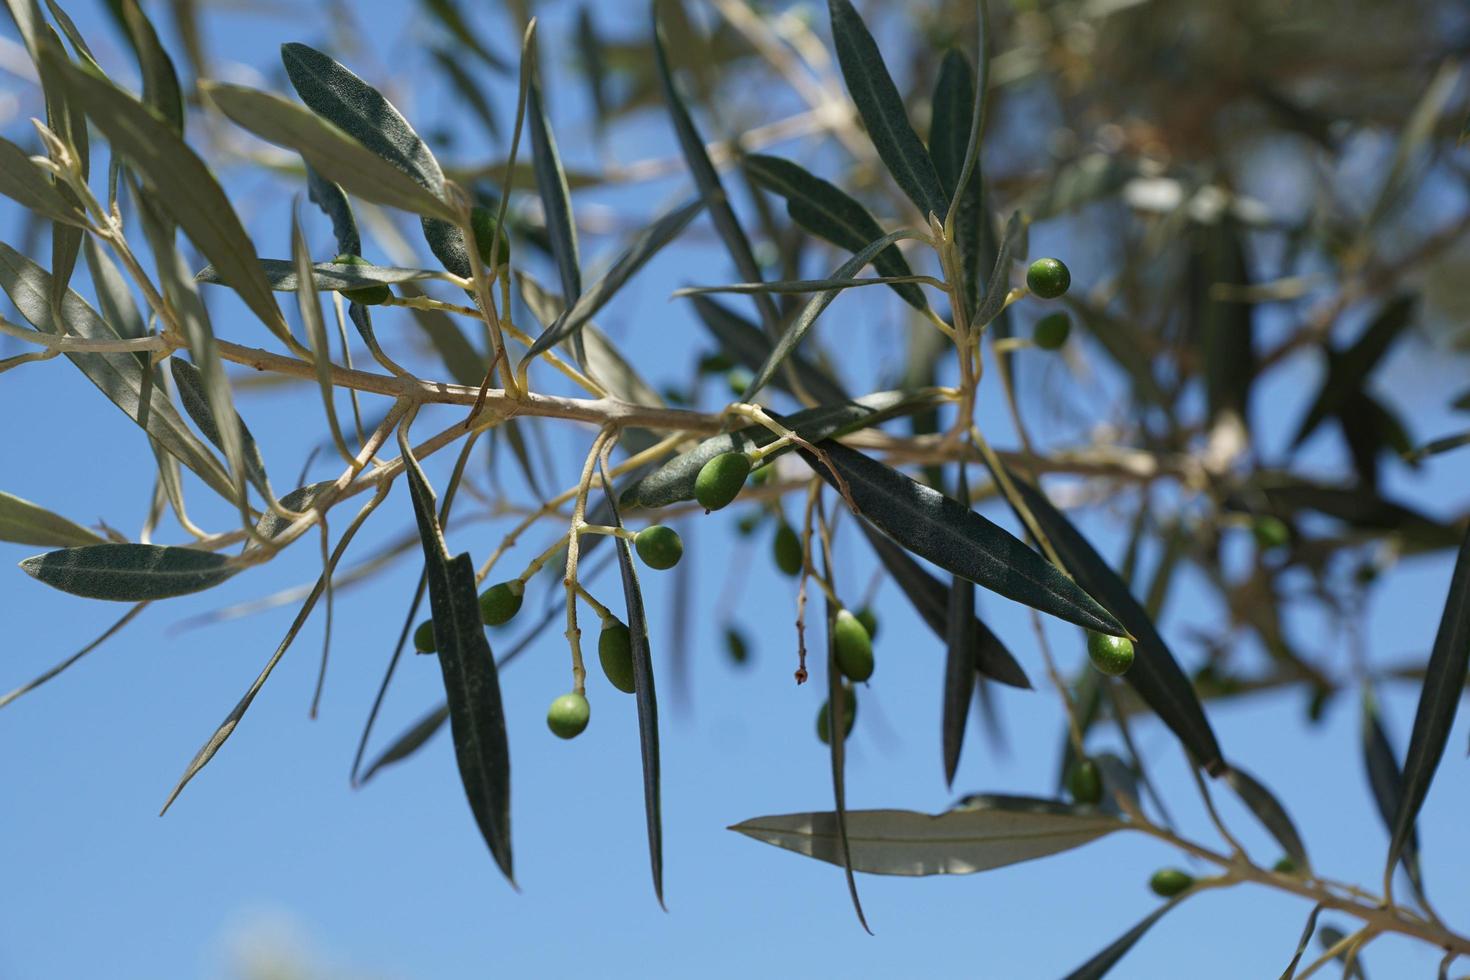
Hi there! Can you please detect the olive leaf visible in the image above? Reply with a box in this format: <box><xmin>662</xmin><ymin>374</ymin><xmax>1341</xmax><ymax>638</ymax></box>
<box><xmin>305</xmin><ymin>163</ymin><xmax>361</xmax><ymax>256</ymax></box>
<box><xmin>20</xmin><ymin>543</ymin><xmax>235</xmax><ymax>601</ymax></box>
<box><xmin>431</xmin><ymin>49</ymin><xmax>501</xmax><ymax>142</ymax></box>
<box><xmin>972</xmin><ymin>210</ymin><xmax>1022</xmax><ymax>328</ymax></box>
<box><xmin>856</xmin><ymin>520</ymin><xmax>1030</xmax><ymax>689</ymax></box>
<box><xmin>1062</xmin><ymin>894</ymin><xmax>1189</xmax><ymax>980</ymax></box>
<box><xmin>0</xmin><ymin>490</ymin><xmax>104</xmax><ymax>548</ymax></box>
<box><xmin>0</xmin><ymin>135</ymin><xmax>86</xmax><ymax>226</ymax></box>
<box><xmin>46</xmin><ymin>53</ymin><xmax>291</xmax><ymax>343</ymax></box>
<box><xmin>688</xmin><ymin>294</ymin><xmax>849</xmax><ymax>406</ymax></box>
<box><xmin>800</xmin><ymin>442</ymin><xmax>1125</xmax><ymax>634</ymax></box>
<box><xmin>400</xmin><ymin>429</ymin><xmax>515</xmax><ymax>884</ymax></box>
<box><xmin>1360</xmin><ymin>685</ymin><xmax>1426</xmax><ymax>900</ymax></box>
<box><xmin>169</xmin><ymin>359</ymin><xmax>273</xmax><ymax>500</ymax></box>
<box><xmin>1386</xmin><ymin>526</ymin><xmax>1470</xmax><ymax>889</ymax></box>
<box><xmin>824</xmin><ymin>597</ymin><xmax>871</xmax><ymax>933</ymax></box>
<box><xmin>110</xmin><ymin>0</ymin><xmax>184</xmax><ymax>133</ymax></box>
<box><xmin>744</xmin><ymin>153</ymin><xmax>927</xmax><ymax>311</ymax></box>
<box><xmin>1002</xmin><ymin>468</ymin><xmax>1226</xmax><ymax>776</ymax></box>
<box><xmin>1190</xmin><ymin>218</ymin><xmax>1255</xmax><ymax>434</ymax></box>
<box><xmin>730</xmin><ymin>795</ymin><xmax>1125</xmax><ymax>876</ymax></box>
<box><xmin>1280</xmin><ymin>904</ymin><xmax>1325</xmax><ymax>980</ymax></box>
<box><xmin>421</xmin><ymin>0</ymin><xmax>510</xmax><ymax>73</ymax></box>
<box><xmin>942</xmin><ymin>464</ymin><xmax>978</xmax><ymax>786</ymax></box>
<box><xmin>929</xmin><ymin>48</ymin><xmax>982</xmax><ymax>316</ymax></box>
<box><xmin>528</xmin><ymin>62</ymin><xmax>581</xmax><ymax>307</ymax></box>
<box><xmin>1225</xmin><ymin>764</ymin><xmax>1309</xmax><ymax>871</ymax></box>
<box><xmin>597</xmin><ymin>455</ymin><xmax>665</xmax><ymax>908</ymax></box>
<box><xmin>625</xmin><ymin>389</ymin><xmax>941</xmax><ymax>509</ymax></box>
<box><xmin>1291</xmin><ymin>295</ymin><xmax>1415</xmax><ymax>450</ymax></box>
<box><xmin>826</xmin><ymin>0</ymin><xmax>947</xmax><ymax>219</ymax></box>
<box><xmin>360</xmin><ymin>702</ymin><xmax>450</xmax><ymax>784</ymax></box>
<box><xmin>197</xmin><ymin>258</ymin><xmax>446</xmax><ymax>293</ymax></box>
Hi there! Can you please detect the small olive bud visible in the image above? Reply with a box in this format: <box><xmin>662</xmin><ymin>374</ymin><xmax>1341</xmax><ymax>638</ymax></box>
<box><xmin>1148</xmin><ymin>868</ymin><xmax>1195</xmax><ymax>897</ymax></box>
<box><xmin>478</xmin><ymin>580</ymin><xmax>524</xmax><ymax>626</ymax></box>
<box><xmin>695</xmin><ymin>452</ymin><xmax>752</xmax><ymax>512</ymax></box>
<box><xmin>1068</xmin><ymin>758</ymin><xmax>1104</xmax><ymax>805</ymax></box>
<box><xmin>1252</xmin><ymin>515</ymin><xmax>1290</xmax><ymax>551</ymax></box>
<box><xmin>332</xmin><ymin>253</ymin><xmax>390</xmax><ymax>306</ymax></box>
<box><xmin>772</xmin><ymin>521</ymin><xmax>803</xmax><ymax>577</ymax></box>
<box><xmin>1032</xmin><ymin>312</ymin><xmax>1072</xmax><ymax>350</ymax></box>
<box><xmin>634</xmin><ymin>525</ymin><xmax>683</xmax><ymax>570</ymax></box>
<box><xmin>546</xmin><ymin>692</ymin><xmax>590</xmax><ymax>739</ymax></box>
<box><xmin>598</xmin><ymin>620</ymin><xmax>636</xmax><ymax>694</ymax></box>
<box><xmin>817</xmin><ymin>685</ymin><xmax>859</xmax><ymax>744</ymax></box>
<box><xmin>412</xmin><ymin>619</ymin><xmax>437</xmax><ymax>654</ymax></box>
<box><xmin>469</xmin><ymin>205</ymin><xmax>512</xmax><ymax>271</ymax></box>
<box><xmin>833</xmin><ymin>609</ymin><xmax>874</xmax><ymax>682</ymax></box>
<box><xmin>1026</xmin><ymin>257</ymin><xmax>1071</xmax><ymax>299</ymax></box>
<box><xmin>1087</xmin><ymin>631</ymin><xmax>1135</xmax><ymax>676</ymax></box>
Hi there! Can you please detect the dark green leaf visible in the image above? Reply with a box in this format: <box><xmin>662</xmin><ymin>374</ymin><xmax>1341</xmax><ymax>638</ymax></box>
<box><xmin>1387</xmin><ymin>525</ymin><xmax>1470</xmax><ymax>887</ymax></box>
<box><xmin>1291</xmin><ymin>296</ymin><xmax>1415</xmax><ymax>449</ymax></box>
<box><xmin>576</xmin><ymin>5</ymin><xmax>609</xmax><ymax>129</ymax></box>
<box><xmin>1279</xmin><ymin>904</ymin><xmax>1324</xmax><ymax>980</ymax></box>
<box><xmin>802</xmin><ymin>442</ymin><xmax>1123</xmax><ymax>633</ymax></box>
<box><xmin>744</xmin><ymin>153</ymin><xmax>926</xmax><ymax>311</ymax></box>
<box><xmin>688</xmin><ymin>294</ymin><xmax>848</xmax><ymax>405</ymax></box>
<box><xmin>1316</xmin><ymin>925</ymin><xmax>1371</xmax><ymax>980</ymax></box>
<box><xmin>1190</xmin><ymin>218</ymin><xmax>1255</xmax><ymax>433</ymax></box>
<box><xmin>1062</xmin><ymin>895</ymin><xmax>1187</xmax><ymax>980</ymax></box>
<box><xmin>520</xmin><ymin>197</ymin><xmax>702</xmax><ymax>367</ymax></box>
<box><xmin>857</xmin><ymin>520</ymin><xmax>1029</xmax><ymax>689</ymax></box>
<box><xmin>597</xmin><ymin>455</ymin><xmax>664</xmax><ymax>908</ymax></box>
<box><xmin>112</xmin><ymin>0</ymin><xmax>184</xmax><ymax>132</ymax></box>
<box><xmin>422</xmin><ymin>0</ymin><xmax>509</xmax><ymax>72</ymax></box>
<box><xmin>675</xmin><ymin>274</ymin><xmax>933</xmax><ymax>298</ymax></box>
<box><xmin>827</xmin><ymin>0</ymin><xmax>947</xmax><ymax>219</ymax></box>
<box><xmin>929</xmin><ymin>49</ymin><xmax>982</xmax><ymax>316</ymax></box>
<box><xmin>359</xmin><ymin>701</ymin><xmax>450</xmax><ymax>783</ymax></box>
<box><xmin>1002</xmin><ymin>468</ymin><xmax>1226</xmax><ymax>775</ymax></box>
<box><xmin>430</xmin><ymin>48</ymin><xmax>501</xmax><ymax>142</ymax></box>
<box><xmin>0</xmin><ymin>134</ymin><xmax>85</xmax><ymax>225</ymax></box>
<box><xmin>21</xmin><ymin>543</ymin><xmax>235</xmax><ymax>601</ymax></box>
<box><xmin>198</xmin><ymin>257</ymin><xmax>447</xmax><ymax>293</ymax></box>
<box><xmin>528</xmin><ymin>66</ymin><xmax>581</xmax><ymax>306</ymax></box>
<box><xmin>0</xmin><ymin>490</ymin><xmax>104</xmax><ymax>547</ymax></box>
<box><xmin>1255</xmin><ymin>477</ymin><xmax>1458</xmax><ymax>552</ymax></box>
<box><xmin>942</xmin><ymin>464</ymin><xmax>977</xmax><ymax>786</ymax></box>
<box><xmin>1225</xmin><ymin>764</ymin><xmax>1309</xmax><ymax>871</ymax></box>
<box><xmin>400</xmin><ymin>430</ymin><xmax>514</xmax><ymax>883</ymax></box>
<box><xmin>972</xmin><ymin>210</ymin><xmax>1021</xmax><ymax>328</ymax></box>
<box><xmin>740</xmin><ymin>229</ymin><xmax>918</xmax><ymax>402</ymax></box>
<box><xmin>626</xmin><ymin>389</ymin><xmax>940</xmax><ymax>509</ymax></box>
<box><xmin>169</xmin><ymin>358</ymin><xmax>272</xmax><ymax>500</ymax></box>
<box><xmin>1360</xmin><ymin>686</ymin><xmax>1425</xmax><ymax>899</ymax></box>
<box><xmin>305</xmin><ymin>163</ymin><xmax>361</xmax><ymax>256</ymax></box>
<box><xmin>254</xmin><ymin>481</ymin><xmax>334</xmax><ymax>540</ymax></box>
<box><xmin>0</xmin><ymin>600</ymin><xmax>147</xmax><ymax>711</ymax></box>
<box><xmin>48</xmin><ymin>54</ymin><xmax>291</xmax><ymax>342</ymax></box>
<box><xmin>731</xmin><ymin>794</ymin><xmax>1124</xmax><ymax>876</ymax></box>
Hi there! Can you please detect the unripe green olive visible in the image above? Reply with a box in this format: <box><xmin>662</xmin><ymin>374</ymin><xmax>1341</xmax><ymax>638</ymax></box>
<box><xmin>735</xmin><ymin>511</ymin><xmax>764</xmax><ymax>537</ymax></box>
<box><xmin>332</xmin><ymin>253</ymin><xmax>391</xmax><ymax>306</ymax></box>
<box><xmin>725</xmin><ymin>625</ymin><xmax>750</xmax><ymax>665</ymax></box>
<box><xmin>1087</xmin><ymin>631</ymin><xmax>1135</xmax><ymax>676</ymax></box>
<box><xmin>749</xmin><ymin>464</ymin><xmax>774</xmax><ymax>487</ymax></box>
<box><xmin>546</xmin><ymin>692</ymin><xmax>590</xmax><ymax>739</ymax></box>
<box><xmin>773</xmin><ymin>521</ymin><xmax>803</xmax><ymax>577</ymax></box>
<box><xmin>854</xmin><ymin>607</ymin><xmax>879</xmax><ymax>641</ymax></box>
<box><xmin>1026</xmin><ymin>257</ymin><xmax>1071</xmax><ymax>299</ymax></box>
<box><xmin>1068</xmin><ymin>758</ymin><xmax>1103</xmax><ymax>805</ymax></box>
<box><xmin>635</xmin><ymin>525</ymin><xmax>683</xmax><ymax>570</ymax></box>
<box><xmin>698</xmin><ymin>352</ymin><xmax>735</xmax><ymax>374</ymax></box>
<box><xmin>598</xmin><ymin>619</ymin><xmax>636</xmax><ymax>694</ymax></box>
<box><xmin>478</xmin><ymin>580</ymin><xmax>524</xmax><ymax>626</ymax></box>
<box><xmin>469</xmin><ymin>205</ymin><xmax>512</xmax><ymax>271</ymax></box>
<box><xmin>412</xmin><ymin>619</ymin><xmax>437</xmax><ymax>654</ymax></box>
<box><xmin>1148</xmin><ymin>868</ymin><xmax>1194</xmax><ymax>897</ymax></box>
<box><xmin>833</xmin><ymin>609</ymin><xmax>874</xmax><ymax>682</ymax></box>
<box><xmin>1272</xmin><ymin>856</ymin><xmax>1298</xmax><ymax>875</ymax></box>
<box><xmin>695</xmin><ymin>452</ymin><xmax>752</xmax><ymax>512</ymax></box>
<box><xmin>1252</xmin><ymin>515</ymin><xmax>1290</xmax><ymax>551</ymax></box>
<box><xmin>726</xmin><ymin>368</ymin><xmax>754</xmax><ymax>399</ymax></box>
<box><xmin>817</xmin><ymin>684</ymin><xmax>858</xmax><ymax>744</ymax></box>
<box><xmin>1033</xmin><ymin>312</ymin><xmax>1072</xmax><ymax>350</ymax></box>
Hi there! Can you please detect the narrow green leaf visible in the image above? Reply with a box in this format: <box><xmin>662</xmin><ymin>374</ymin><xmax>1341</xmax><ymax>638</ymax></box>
<box><xmin>359</xmin><ymin>701</ymin><xmax>450</xmax><ymax>784</ymax></box>
<box><xmin>0</xmin><ymin>490</ymin><xmax>104</xmax><ymax>547</ymax></box>
<box><xmin>929</xmin><ymin>48</ymin><xmax>982</xmax><ymax>315</ymax></box>
<box><xmin>731</xmin><ymin>795</ymin><xmax>1124</xmax><ymax>876</ymax></box>
<box><xmin>1256</xmin><ymin>477</ymin><xmax>1458</xmax><ymax>551</ymax></box>
<box><xmin>520</xmin><ymin>197</ymin><xmax>702</xmax><ymax>367</ymax></box>
<box><xmin>1279</xmin><ymin>904</ymin><xmax>1325</xmax><ymax>980</ymax></box>
<box><xmin>197</xmin><ymin>257</ymin><xmax>445</xmax><ymax>292</ymax></box>
<box><xmin>627</xmin><ymin>389</ymin><xmax>941</xmax><ymax>509</ymax></box>
<box><xmin>48</xmin><ymin>53</ymin><xmax>290</xmax><ymax>342</ymax></box>
<box><xmin>1062</xmin><ymin>895</ymin><xmax>1188</xmax><ymax>980</ymax></box>
<box><xmin>431</xmin><ymin>49</ymin><xmax>501</xmax><ymax>143</ymax></box>
<box><xmin>688</xmin><ymin>293</ymin><xmax>848</xmax><ymax>406</ymax></box>
<box><xmin>254</xmin><ymin>481</ymin><xmax>334</xmax><ymax>541</ymax></box>
<box><xmin>942</xmin><ymin>464</ymin><xmax>977</xmax><ymax>786</ymax></box>
<box><xmin>801</xmin><ymin>442</ymin><xmax>1124</xmax><ymax>634</ymax></box>
<box><xmin>856</xmin><ymin>519</ymin><xmax>1030</xmax><ymax>689</ymax></box>
<box><xmin>575</xmin><ymin>5</ymin><xmax>609</xmax><ymax>130</ymax></box>
<box><xmin>825</xmin><ymin>599</ymin><xmax>870</xmax><ymax>932</ymax></box>
<box><xmin>972</xmin><ymin>210</ymin><xmax>1021</xmax><ymax>328</ymax></box>
<box><xmin>740</xmin><ymin>229</ymin><xmax>919</xmax><ymax>402</ymax></box>
<box><xmin>597</xmin><ymin>456</ymin><xmax>665</xmax><ymax>908</ymax></box>
<box><xmin>1386</xmin><ymin>526</ymin><xmax>1470</xmax><ymax>886</ymax></box>
<box><xmin>0</xmin><ymin>135</ymin><xmax>86</xmax><ymax>225</ymax></box>
<box><xmin>422</xmin><ymin>0</ymin><xmax>510</xmax><ymax>73</ymax></box>
<box><xmin>675</xmin><ymin>274</ymin><xmax>934</xmax><ymax>298</ymax></box>
<box><xmin>1360</xmin><ymin>685</ymin><xmax>1426</xmax><ymax>898</ymax></box>
<box><xmin>82</xmin><ymin>235</ymin><xmax>145</xmax><ymax>345</ymax></box>
<box><xmin>1291</xmin><ymin>295</ymin><xmax>1415</xmax><ymax>449</ymax></box>
<box><xmin>1003</xmin><ymin>468</ymin><xmax>1226</xmax><ymax>776</ymax></box>
<box><xmin>400</xmin><ymin>430</ymin><xmax>514</xmax><ymax>883</ymax></box>
<box><xmin>292</xmin><ymin>212</ymin><xmax>353</xmax><ymax>464</ymax></box>
<box><xmin>402</xmin><ymin>285</ymin><xmax>487</xmax><ymax>386</ymax></box>
<box><xmin>0</xmin><ymin>241</ymin><xmax>235</xmax><ymax>500</ymax></box>
<box><xmin>112</xmin><ymin>0</ymin><xmax>183</xmax><ymax>133</ymax></box>
<box><xmin>203</xmin><ymin>81</ymin><xmax>457</xmax><ymax>224</ymax></box>
<box><xmin>0</xmin><ymin>600</ymin><xmax>147</xmax><ymax>711</ymax></box>
<box><xmin>1191</xmin><ymin>218</ymin><xmax>1255</xmax><ymax>432</ymax></box>
<box><xmin>1316</xmin><ymin>926</ymin><xmax>1371</xmax><ymax>980</ymax></box>
<box><xmin>21</xmin><ymin>543</ymin><xmax>234</xmax><ymax>601</ymax></box>
<box><xmin>1225</xmin><ymin>764</ymin><xmax>1309</xmax><ymax>871</ymax></box>
<box><xmin>827</xmin><ymin>0</ymin><xmax>947</xmax><ymax>219</ymax></box>
<box><xmin>169</xmin><ymin>359</ymin><xmax>272</xmax><ymax>500</ymax></box>
<box><xmin>744</xmin><ymin>153</ymin><xmax>926</xmax><ymax>311</ymax></box>
<box><xmin>528</xmin><ymin>64</ymin><xmax>581</xmax><ymax>306</ymax></box>
<box><xmin>652</xmin><ymin>0</ymin><xmax>778</xmax><ymax>333</ymax></box>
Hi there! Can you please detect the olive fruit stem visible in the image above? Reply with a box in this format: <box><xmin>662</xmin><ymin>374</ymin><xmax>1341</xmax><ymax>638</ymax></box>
<box><xmin>992</xmin><ymin>336</ymin><xmax>1029</xmax><ymax>354</ymax></box>
<box><xmin>451</xmin><ymin>186</ymin><xmax>521</xmax><ymax>406</ymax></box>
<box><xmin>573</xmin><ymin>582</ymin><xmax>614</xmax><ymax>623</ymax></box>
<box><xmin>562</xmin><ymin>427</ymin><xmax>617</xmax><ymax>694</ymax></box>
<box><xmin>727</xmin><ymin>403</ymin><xmax>859</xmax><ymax>513</ymax></box>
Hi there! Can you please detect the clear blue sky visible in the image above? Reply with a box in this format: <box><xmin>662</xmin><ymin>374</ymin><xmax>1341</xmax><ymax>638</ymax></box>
<box><xmin>1</xmin><ymin>2</ymin><xmax>1468</xmax><ymax>978</ymax></box>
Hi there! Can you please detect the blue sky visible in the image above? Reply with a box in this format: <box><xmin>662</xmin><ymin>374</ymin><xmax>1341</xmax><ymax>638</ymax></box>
<box><xmin>2</xmin><ymin>2</ymin><xmax>1469</xmax><ymax>978</ymax></box>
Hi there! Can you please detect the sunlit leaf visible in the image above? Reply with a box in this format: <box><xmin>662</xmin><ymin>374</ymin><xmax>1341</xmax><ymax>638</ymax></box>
<box><xmin>21</xmin><ymin>543</ymin><xmax>235</xmax><ymax>601</ymax></box>
<box><xmin>0</xmin><ymin>490</ymin><xmax>104</xmax><ymax>548</ymax></box>
<box><xmin>0</xmin><ymin>135</ymin><xmax>86</xmax><ymax>226</ymax></box>
<box><xmin>528</xmin><ymin>62</ymin><xmax>581</xmax><ymax>307</ymax></box>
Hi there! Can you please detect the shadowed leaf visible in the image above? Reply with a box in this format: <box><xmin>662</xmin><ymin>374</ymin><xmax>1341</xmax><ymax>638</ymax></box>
<box><xmin>1225</xmin><ymin>764</ymin><xmax>1309</xmax><ymax>871</ymax></box>
<box><xmin>0</xmin><ymin>491</ymin><xmax>104</xmax><ymax>548</ymax></box>
<box><xmin>1063</xmin><ymin>895</ymin><xmax>1188</xmax><ymax>980</ymax></box>
<box><xmin>943</xmin><ymin>465</ymin><xmax>978</xmax><ymax>785</ymax></box>
<box><xmin>688</xmin><ymin>294</ymin><xmax>849</xmax><ymax>406</ymax></box>
<box><xmin>21</xmin><ymin>543</ymin><xmax>234</xmax><ymax>600</ymax></box>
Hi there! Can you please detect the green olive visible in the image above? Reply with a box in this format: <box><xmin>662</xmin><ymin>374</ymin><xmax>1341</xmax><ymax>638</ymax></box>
<box><xmin>773</xmin><ymin>521</ymin><xmax>803</xmax><ymax>577</ymax></box>
<box><xmin>1252</xmin><ymin>515</ymin><xmax>1290</xmax><ymax>551</ymax></box>
<box><xmin>1148</xmin><ymin>868</ymin><xmax>1195</xmax><ymax>897</ymax></box>
<box><xmin>726</xmin><ymin>368</ymin><xmax>754</xmax><ymax>399</ymax></box>
<box><xmin>634</xmin><ymin>525</ymin><xmax>683</xmax><ymax>570</ymax></box>
<box><xmin>1026</xmin><ymin>257</ymin><xmax>1071</xmax><ymax>299</ymax></box>
<box><xmin>546</xmin><ymin>692</ymin><xmax>590</xmax><ymax>739</ymax></box>
<box><xmin>1087</xmin><ymin>632</ymin><xmax>1135</xmax><ymax>676</ymax></box>
<box><xmin>854</xmin><ymin>607</ymin><xmax>879</xmax><ymax>641</ymax></box>
<box><xmin>1272</xmin><ymin>856</ymin><xmax>1298</xmax><ymax>875</ymax></box>
<box><xmin>598</xmin><ymin>620</ymin><xmax>636</xmax><ymax>694</ymax></box>
<box><xmin>412</xmin><ymin>619</ymin><xmax>437</xmax><ymax>654</ymax></box>
<box><xmin>833</xmin><ymin>609</ymin><xmax>874</xmax><ymax>682</ymax></box>
<box><xmin>1033</xmin><ymin>312</ymin><xmax>1072</xmax><ymax>350</ymax></box>
<box><xmin>478</xmin><ymin>580</ymin><xmax>524</xmax><ymax>626</ymax></box>
<box><xmin>694</xmin><ymin>452</ymin><xmax>752</xmax><ymax>512</ymax></box>
<box><xmin>817</xmin><ymin>684</ymin><xmax>858</xmax><ymax>744</ymax></box>
<box><xmin>469</xmin><ymin>205</ymin><xmax>512</xmax><ymax>271</ymax></box>
<box><xmin>331</xmin><ymin>253</ymin><xmax>391</xmax><ymax>306</ymax></box>
<box><xmin>1067</xmin><ymin>758</ymin><xmax>1103</xmax><ymax>805</ymax></box>
<box><xmin>725</xmin><ymin>625</ymin><xmax>750</xmax><ymax>666</ymax></box>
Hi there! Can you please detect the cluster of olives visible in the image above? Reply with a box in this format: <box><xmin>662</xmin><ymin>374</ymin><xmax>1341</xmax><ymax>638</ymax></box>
<box><xmin>1022</xmin><ymin>257</ymin><xmax>1073</xmax><ymax>351</ymax></box>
